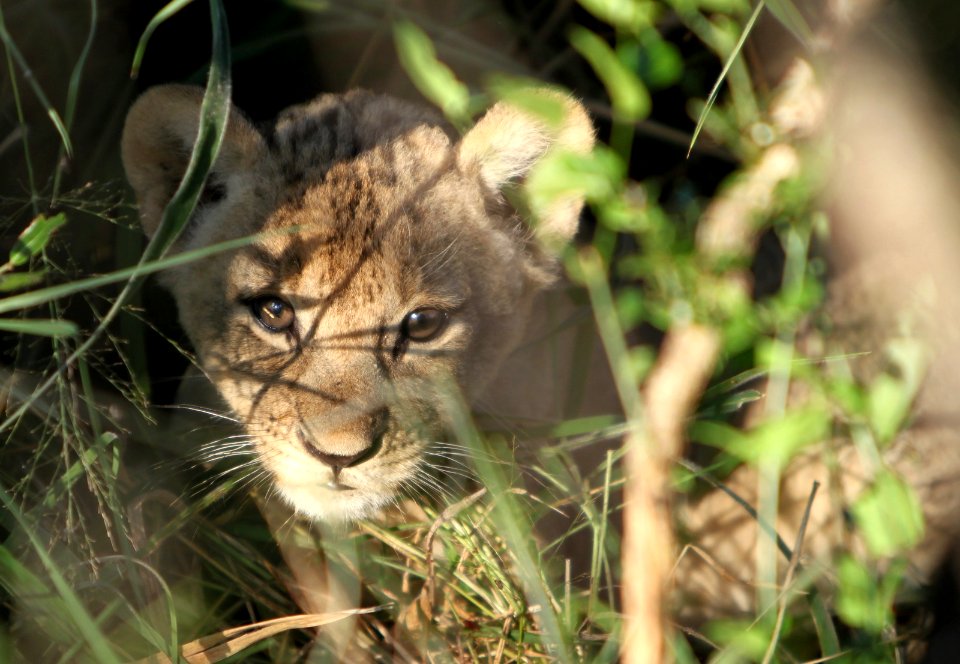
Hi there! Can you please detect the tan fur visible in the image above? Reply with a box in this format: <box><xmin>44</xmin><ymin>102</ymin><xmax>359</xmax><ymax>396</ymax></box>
<box><xmin>122</xmin><ymin>86</ymin><xmax>596</xmax><ymax>521</ymax></box>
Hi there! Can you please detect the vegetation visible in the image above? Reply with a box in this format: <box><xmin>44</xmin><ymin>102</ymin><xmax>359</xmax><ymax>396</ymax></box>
<box><xmin>0</xmin><ymin>0</ymin><xmax>947</xmax><ymax>661</ymax></box>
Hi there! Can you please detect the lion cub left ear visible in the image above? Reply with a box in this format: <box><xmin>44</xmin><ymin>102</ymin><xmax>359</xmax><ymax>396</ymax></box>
<box><xmin>457</xmin><ymin>92</ymin><xmax>595</xmax><ymax>248</ymax></box>
<box><xmin>122</xmin><ymin>84</ymin><xmax>267</xmax><ymax>239</ymax></box>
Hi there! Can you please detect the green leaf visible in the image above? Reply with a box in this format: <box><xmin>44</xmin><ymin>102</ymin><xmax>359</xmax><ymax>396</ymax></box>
<box><xmin>868</xmin><ymin>376</ymin><xmax>910</xmax><ymax>444</ymax></box>
<box><xmin>852</xmin><ymin>471</ymin><xmax>924</xmax><ymax>557</ymax></box>
<box><xmin>575</xmin><ymin>0</ymin><xmax>657</xmax><ymax>33</ymax></box>
<box><xmin>690</xmin><ymin>0</ymin><xmax>750</xmax><ymax>11</ymax></box>
<box><xmin>828</xmin><ymin>377</ymin><xmax>867</xmax><ymax>419</ymax></box>
<box><xmin>393</xmin><ymin>20</ymin><xmax>470</xmax><ymax>126</ymax></box>
<box><xmin>707</xmin><ymin>619</ymin><xmax>772</xmax><ymax>660</ymax></box>
<box><xmin>0</xmin><ymin>271</ymin><xmax>45</xmax><ymax>292</ymax></box>
<box><xmin>836</xmin><ymin>556</ymin><xmax>902</xmax><ymax>634</ymax></box>
<box><xmin>0</xmin><ymin>318</ymin><xmax>78</xmax><ymax>337</ymax></box>
<box><xmin>709</xmin><ymin>389</ymin><xmax>763</xmax><ymax>416</ymax></box>
<box><xmin>688</xmin><ymin>419</ymin><xmax>748</xmax><ymax>450</ymax></box>
<box><xmin>550</xmin><ymin>415</ymin><xmax>621</xmax><ymax>438</ymax></box>
<box><xmin>867</xmin><ymin>338</ymin><xmax>927</xmax><ymax>444</ymax></box>
<box><xmin>570</xmin><ymin>27</ymin><xmax>650</xmax><ymax>121</ymax></box>
<box><xmin>616</xmin><ymin>289</ymin><xmax>645</xmax><ymax>327</ymax></box>
<box><xmin>488</xmin><ymin>77</ymin><xmax>569</xmax><ymax>129</ymax></box>
<box><xmin>636</xmin><ymin>36</ymin><xmax>683</xmax><ymax>89</ymax></box>
<box><xmin>9</xmin><ymin>213</ymin><xmax>67</xmax><ymax>267</ymax></box>
<box><xmin>526</xmin><ymin>146</ymin><xmax>625</xmax><ymax>218</ymax></box>
<box><xmin>729</xmin><ymin>406</ymin><xmax>829</xmax><ymax>469</ymax></box>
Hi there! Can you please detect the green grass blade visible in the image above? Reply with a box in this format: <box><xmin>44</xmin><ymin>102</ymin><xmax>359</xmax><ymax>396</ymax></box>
<box><xmin>8</xmin><ymin>213</ymin><xmax>67</xmax><ymax>268</ymax></box>
<box><xmin>0</xmin><ymin>486</ymin><xmax>122</xmax><ymax>664</ymax></box>
<box><xmin>130</xmin><ymin>0</ymin><xmax>197</xmax><ymax>78</ymax></box>
<box><xmin>0</xmin><ymin>272</ymin><xmax>45</xmax><ymax>292</ymax></box>
<box><xmin>569</xmin><ymin>27</ymin><xmax>650</xmax><ymax>121</ymax></box>
<box><xmin>442</xmin><ymin>392</ymin><xmax>574</xmax><ymax>661</ymax></box>
<box><xmin>0</xmin><ymin>233</ymin><xmax>268</xmax><ymax>317</ymax></box>
<box><xmin>0</xmin><ymin>318</ymin><xmax>78</xmax><ymax>337</ymax></box>
<box><xmin>809</xmin><ymin>591</ymin><xmax>841</xmax><ymax>656</ymax></box>
<box><xmin>0</xmin><ymin>0</ymin><xmax>231</xmax><ymax>439</ymax></box>
<box><xmin>143</xmin><ymin>0</ymin><xmax>231</xmax><ymax>263</ymax></box>
<box><xmin>765</xmin><ymin>0</ymin><xmax>813</xmax><ymax>47</ymax></box>
<box><xmin>0</xmin><ymin>6</ymin><xmax>74</xmax><ymax>158</ymax></box>
<box><xmin>52</xmin><ymin>0</ymin><xmax>99</xmax><ymax>202</ymax></box>
<box><xmin>99</xmin><ymin>556</ymin><xmax>180</xmax><ymax>662</ymax></box>
<box><xmin>687</xmin><ymin>0</ymin><xmax>765</xmax><ymax>157</ymax></box>
<box><xmin>575</xmin><ymin>248</ymin><xmax>643</xmax><ymax>421</ymax></box>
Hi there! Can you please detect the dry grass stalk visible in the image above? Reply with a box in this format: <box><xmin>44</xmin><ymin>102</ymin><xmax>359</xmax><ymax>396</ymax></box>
<box><xmin>135</xmin><ymin>607</ymin><xmax>384</xmax><ymax>664</ymax></box>
<box><xmin>622</xmin><ymin>326</ymin><xmax>719</xmax><ymax>663</ymax></box>
<box><xmin>622</xmin><ymin>65</ymin><xmax>808</xmax><ymax>657</ymax></box>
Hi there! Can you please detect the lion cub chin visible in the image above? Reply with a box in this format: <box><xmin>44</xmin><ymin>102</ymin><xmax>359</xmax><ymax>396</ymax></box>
<box><xmin>122</xmin><ymin>86</ymin><xmax>596</xmax><ymax>522</ymax></box>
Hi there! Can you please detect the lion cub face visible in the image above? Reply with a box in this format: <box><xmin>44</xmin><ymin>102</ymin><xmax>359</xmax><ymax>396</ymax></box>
<box><xmin>122</xmin><ymin>86</ymin><xmax>593</xmax><ymax>521</ymax></box>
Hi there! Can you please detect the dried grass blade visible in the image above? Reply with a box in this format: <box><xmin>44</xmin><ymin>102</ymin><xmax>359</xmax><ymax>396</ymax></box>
<box><xmin>138</xmin><ymin>606</ymin><xmax>387</xmax><ymax>664</ymax></box>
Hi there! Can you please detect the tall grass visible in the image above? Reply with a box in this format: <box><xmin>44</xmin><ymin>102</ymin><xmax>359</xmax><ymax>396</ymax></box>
<box><xmin>0</xmin><ymin>0</ymin><xmax>938</xmax><ymax>661</ymax></box>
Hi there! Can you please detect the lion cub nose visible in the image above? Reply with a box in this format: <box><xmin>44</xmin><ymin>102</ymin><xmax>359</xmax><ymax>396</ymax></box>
<box><xmin>307</xmin><ymin>447</ymin><xmax>368</xmax><ymax>471</ymax></box>
<box><xmin>299</xmin><ymin>408</ymin><xmax>388</xmax><ymax>470</ymax></box>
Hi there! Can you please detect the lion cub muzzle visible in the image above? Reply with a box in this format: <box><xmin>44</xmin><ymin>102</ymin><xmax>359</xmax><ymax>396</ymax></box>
<box><xmin>297</xmin><ymin>407</ymin><xmax>389</xmax><ymax>487</ymax></box>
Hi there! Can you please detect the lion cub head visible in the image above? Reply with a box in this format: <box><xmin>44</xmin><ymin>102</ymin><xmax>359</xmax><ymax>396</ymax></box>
<box><xmin>122</xmin><ymin>85</ymin><xmax>593</xmax><ymax>521</ymax></box>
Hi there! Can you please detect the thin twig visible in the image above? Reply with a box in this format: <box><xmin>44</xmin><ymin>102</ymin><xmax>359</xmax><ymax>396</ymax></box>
<box><xmin>761</xmin><ymin>480</ymin><xmax>820</xmax><ymax>664</ymax></box>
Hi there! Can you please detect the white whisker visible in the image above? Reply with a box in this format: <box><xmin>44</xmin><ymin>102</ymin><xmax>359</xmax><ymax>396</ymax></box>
<box><xmin>157</xmin><ymin>403</ymin><xmax>239</xmax><ymax>423</ymax></box>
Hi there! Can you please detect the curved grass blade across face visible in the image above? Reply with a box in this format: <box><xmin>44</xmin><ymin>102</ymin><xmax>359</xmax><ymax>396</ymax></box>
<box><xmin>0</xmin><ymin>230</ymin><xmax>293</xmax><ymax>317</ymax></box>
<box><xmin>141</xmin><ymin>0</ymin><xmax>231</xmax><ymax>263</ymax></box>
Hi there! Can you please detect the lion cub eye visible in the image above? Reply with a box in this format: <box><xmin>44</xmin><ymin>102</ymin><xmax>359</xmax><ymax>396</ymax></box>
<box><xmin>401</xmin><ymin>308</ymin><xmax>448</xmax><ymax>342</ymax></box>
<box><xmin>251</xmin><ymin>296</ymin><xmax>295</xmax><ymax>333</ymax></box>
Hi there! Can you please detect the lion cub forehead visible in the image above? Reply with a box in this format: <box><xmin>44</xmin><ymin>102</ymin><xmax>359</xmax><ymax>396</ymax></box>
<box><xmin>224</xmin><ymin>91</ymin><xmax>486</xmax><ymax>306</ymax></box>
<box><xmin>236</xmin><ymin>195</ymin><xmax>470</xmax><ymax>307</ymax></box>
<box><xmin>269</xmin><ymin>89</ymin><xmax>456</xmax><ymax>190</ymax></box>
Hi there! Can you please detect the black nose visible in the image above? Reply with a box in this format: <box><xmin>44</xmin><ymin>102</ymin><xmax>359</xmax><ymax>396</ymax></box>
<box><xmin>305</xmin><ymin>448</ymin><xmax>369</xmax><ymax>471</ymax></box>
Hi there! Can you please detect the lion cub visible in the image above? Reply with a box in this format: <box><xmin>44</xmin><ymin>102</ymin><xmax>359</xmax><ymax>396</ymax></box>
<box><xmin>122</xmin><ymin>86</ymin><xmax>605</xmax><ymax>523</ymax></box>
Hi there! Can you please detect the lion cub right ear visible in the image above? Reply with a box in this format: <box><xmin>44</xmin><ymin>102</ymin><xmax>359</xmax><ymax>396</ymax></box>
<box><xmin>457</xmin><ymin>92</ymin><xmax>595</xmax><ymax>251</ymax></box>
<box><xmin>121</xmin><ymin>84</ymin><xmax>267</xmax><ymax>238</ymax></box>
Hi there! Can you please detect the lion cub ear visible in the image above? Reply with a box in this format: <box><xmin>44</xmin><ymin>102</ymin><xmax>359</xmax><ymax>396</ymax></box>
<box><xmin>457</xmin><ymin>92</ymin><xmax>595</xmax><ymax>248</ymax></box>
<box><xmin>121</xmin><ymin>84</ymin><xmax>266</xmax><ymax>238</ymax></box>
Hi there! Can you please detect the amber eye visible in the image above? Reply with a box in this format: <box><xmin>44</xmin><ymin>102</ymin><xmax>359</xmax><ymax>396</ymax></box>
<box><xmin>401</xmin><ymin>308</ymin><xmax>448</xmax><ymax>342</ymax></box>
<box><xmin>251</xmin><ymin>296</ymin><xmax>295</xmax><ymax>333</ymax></box>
